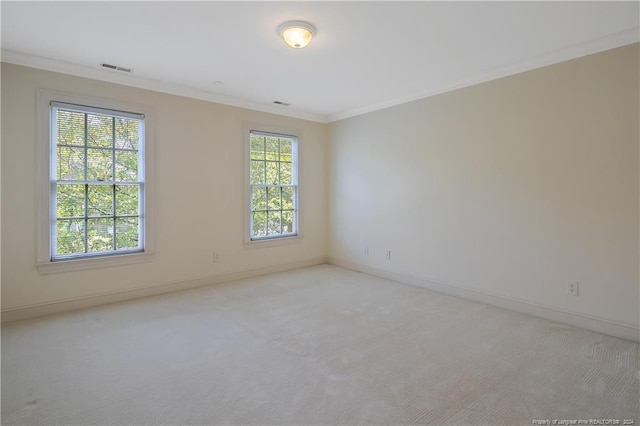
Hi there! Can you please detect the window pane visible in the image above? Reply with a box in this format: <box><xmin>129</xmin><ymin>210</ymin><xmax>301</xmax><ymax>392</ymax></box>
<box><xmin>115</xmin><ymin>150</ymin><xmax>138</xmax><ymax>181</ymax></box>
<box><xmin>115</xmin><ymin>217</ymin><xmax>139</xmax><ymax>250</ymax></box>
<box><xmin>116</xmin><ymin>185</ymin><xmax>139</xmax><ymax>216</ymax></box>
<box><xmin>267</xmin><ymin>187</ymin><xmax>281</xmax><ymax>210</ymax></box>
<box><xmin>250</xmin><ymin>160</ymin><xmax>265</xmax><ymax>184</ymax></box>
<box><xmin>282</xmin><ymin>210</ymin><xmax>294</xmax><ymax>234</ymax></box>
<box><xmin>57</xmin><ymin>184</ymin><xmax>85</xmax><ymax>218</ymax></box>
<box><xmin>280</xmin><ymin>139</ymin><xmax>292</xmax><ymax>162</ymax></box>
<box><xmin>252</xmin><ymin>211</ymin><xmax>266</xmax><ymax>238</ymax></box>
<box><xmin>115</xmin><ymin>117</ymin><xmax>139</xmax><ymax>150</ymax></box>
<box><xmin>87</xmin><ymin>148</ymin><xmax>113</xmax><ymax>181</ymax></box>
<box><xmin>266</xmin><ymin>161</ymin><xmax>279</xmax><ymax>185</ymax></box>
<box><xmin>56</xmin><ymin>219</ymin><xmax>85</xmax><ymax>255</ymax></box>
<box><xmin>57</xmin><ymin>110</ymin><xmax>85</xmax><ymax>146</ymax></box>
<box><xmin>87</xmin><ymin>114</ymin><xmax>113</xmax><ymax>148</ymax></box>
<box><xmin>57</xmin><ymin>146</ymin><xmax>85</xmax><ymax>180</ymax></box>
<box><xmin>280</xmin><ymin>162</ymin><xmax>292</xmax><ymax>185</ymax></box>
<box><xmin>267</xmin><ymin>211</ymin><xmax>282</xmax><ymax>235</ymax></box>
<box><xmin>251</xmin><ymin>186</ymin><xmax>266</xmax><ymax>212</ymax></box>
<box><xmin>250</xmin><ymin>136</ymin><xmax>265</xmax><ymax>160</ymax></box>
<box><xmin>87</xmin><ymin>218</ymin><xmax>114</xmax><ymax>252</ymax></box>
<box><xmin>265</xmin><ymin>137</ymin><xmax>279</xmax><ymax>161</ymax></box>
<box><xmin>87</xmin><ymin>185</ymin><xmax>113</xmax><ymax>217</ymax></box>
<box><xmin>282</xmin><ymin>187</ymin><xmax>294</xmax><ymax>210</ymax></box>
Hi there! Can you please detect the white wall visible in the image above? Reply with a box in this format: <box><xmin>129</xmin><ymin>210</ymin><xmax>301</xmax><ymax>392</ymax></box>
<box><xmin>1</xmin><ymin>63</ymin><xmax>327</xmax><ymax>311</ymax></box>
<box><xmin>328</xmin><ymin>44</ymin><xmax>639</xmax><ymax>329</ymax></box>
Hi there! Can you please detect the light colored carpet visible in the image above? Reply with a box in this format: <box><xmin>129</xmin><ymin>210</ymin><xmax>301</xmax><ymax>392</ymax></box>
<box><xmin>2</xmin><ymin>265</ymin><xmax>638</xmax><ymax>425</ymax></box>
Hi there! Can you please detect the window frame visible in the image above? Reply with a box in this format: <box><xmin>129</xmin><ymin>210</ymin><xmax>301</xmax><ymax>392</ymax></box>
<box><xmin>36</xmin><ymin>90</ymin><xmax>155</xmax><ymax>274</ymax></box>
<box><xmin>244</xmin><ymin>123</ymin><xmax>303</xmax><ymax>247</ymax></box>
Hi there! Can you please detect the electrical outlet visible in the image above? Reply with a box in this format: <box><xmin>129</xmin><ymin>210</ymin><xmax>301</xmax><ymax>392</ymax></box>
<box><xmin>213</xmin><ymin>251</ymin><xmax>221</xmax><ymax>263</ymax></box>
<box><xmin>568</xmin><ymin>282</ymin><xmax>579</xmax><ymax>296</ymax></box>
<box><xmin>364</xmin><ymin>247</ymin><xmax>369</xmax><ymax>256</ymax></box>
<box><xmin>385</xmin><ymin>250</ymin><xmax>391</xmax><ymax>260</ymax></box>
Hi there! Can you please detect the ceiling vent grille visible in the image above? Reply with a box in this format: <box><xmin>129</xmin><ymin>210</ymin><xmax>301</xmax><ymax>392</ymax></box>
<box><xmin>101</xmin><ymin>63</ymin><xmax>132</xmax><ymax>73</ymax></box>
<box><xmin>273</xmin><ymin>101</ymin><xmax>290</xmax><ymax>106</ymax></box>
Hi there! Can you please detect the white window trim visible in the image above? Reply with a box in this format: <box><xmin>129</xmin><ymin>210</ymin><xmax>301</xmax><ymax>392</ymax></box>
<box><xmin>243</xmin><ymin>122</ymin><xmax>303</xmax><ymax>248</ymax></box>
<box><xmin>36</xmin><ymin>90</ymin><xmax>155</xmax><ymax>274</ymax></box>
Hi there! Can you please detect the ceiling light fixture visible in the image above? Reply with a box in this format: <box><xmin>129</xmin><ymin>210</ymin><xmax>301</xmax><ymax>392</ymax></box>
<box><xmin>278</xmin><ymin>20</ymin><xmax>316</xmax><ymax>49</ymax></box>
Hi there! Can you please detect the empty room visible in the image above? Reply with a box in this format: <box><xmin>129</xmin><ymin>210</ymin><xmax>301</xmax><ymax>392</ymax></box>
<box><xmin>1</xmin><ymin>1</ymin><xmax>638</xmax><ymax>425</ymax></box>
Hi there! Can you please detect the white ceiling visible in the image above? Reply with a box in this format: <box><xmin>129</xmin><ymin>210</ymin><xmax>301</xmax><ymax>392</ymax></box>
<box><xmin>2</xmin><ymin>1</ymin><xmax>639</xmax><ymax>123</ymax></box>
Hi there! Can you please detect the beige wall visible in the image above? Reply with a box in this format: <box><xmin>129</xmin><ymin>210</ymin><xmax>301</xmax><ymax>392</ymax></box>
<box><xmin>328</xmin><ymin>44</ymin><xmax>639</xmax><ymax>328</ymax></box>
<box><xmin>1</xmin><ymin>63</ymin><xmax>327</xmax><ymax>310</ymax></box>
<box><xmin>2</xmin><ymin>44</ymin><xmax>638</xmax><ymax>330</ymax></box>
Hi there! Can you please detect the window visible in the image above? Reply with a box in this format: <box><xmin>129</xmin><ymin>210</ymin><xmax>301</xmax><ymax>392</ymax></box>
<box><xmin>249</xmin><ymin>131</ymin><xmax>298</xmax><ymax>240</ymax></box>
<box><xmin>36</xmin><ymin>91</ymin><xmax>154</xmax><ymax>272</ymax></box>
<box><xmin>50</xmin><ymin>102</ymin><xmax>145</xmax><ymax>260</ymax></box>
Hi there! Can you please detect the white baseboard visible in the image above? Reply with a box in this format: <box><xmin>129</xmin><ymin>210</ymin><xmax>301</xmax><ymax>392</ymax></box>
<box><xmin>328</xmin><ymin>257</ymin><xmax>640</xmax><ymax>343</ymax></box>
<box><xmin>1</xmin><ymin>257</ymin><xmax>328</xmax><ymax>323</ymax></box>
<box><xmin>5</xmin><ymin>256</ymin><xmax>638</xmax><ymax>343</ymax></box>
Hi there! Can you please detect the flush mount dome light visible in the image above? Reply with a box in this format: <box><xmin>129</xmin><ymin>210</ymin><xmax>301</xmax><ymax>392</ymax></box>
<box><xmin>278</xmin><ymin>20</ymin><xmax>316</xmax><ymax>49</ymax></box>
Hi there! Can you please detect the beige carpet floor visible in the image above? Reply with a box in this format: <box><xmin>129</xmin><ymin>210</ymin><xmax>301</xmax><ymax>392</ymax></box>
<box><xmin>2</xmin><ymin>264</ymin><xmax>638</xmax><ymax>425</ymax></box>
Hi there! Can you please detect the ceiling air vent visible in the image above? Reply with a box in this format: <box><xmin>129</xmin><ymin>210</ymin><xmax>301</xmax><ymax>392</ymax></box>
<box><xmin>273</xmin><ymin>101</ymin><xmax>290</xmax><ymax>106</ymax></box>
<box><xmin>100</xmin><ymin>63</ymin><xmax>132</xmax><ymax>73</ymax></box>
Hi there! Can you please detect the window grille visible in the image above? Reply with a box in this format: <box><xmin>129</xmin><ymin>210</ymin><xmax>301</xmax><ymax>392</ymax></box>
<box><xmin>50</xmin><ymin>102</ymin><xmax>145</xmax><ymax>259</ymax></box>
<box><xmin>249</xmin><ymin>131</ymin><xmax>298</xmax><ymax>240</ymax></box>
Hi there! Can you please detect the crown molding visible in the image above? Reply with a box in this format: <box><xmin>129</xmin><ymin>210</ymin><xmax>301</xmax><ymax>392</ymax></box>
<box><xmin>3</xmin><ymin>27</ymin><xmax>638</xmax><ymax>125</ymax></box>
<box><xmin>0</xmin><ymin>49</ymin><xmax>328</xmax><ymax>123</ymax></box>
<box><xmin>326</xmin><ymin>27</ymin><xmax>640</xmax><ymax>123</ymax></box>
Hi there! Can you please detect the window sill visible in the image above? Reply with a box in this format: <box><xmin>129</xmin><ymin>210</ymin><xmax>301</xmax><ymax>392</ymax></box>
<box><xmin>36</xmin><ymin>251</ymin><xmax>155</xmax><ymax>275</ymax></box>
<box><xmin>244</xmin><ymin>235</ymin><xmax>303</xmax><ymax>249</ymax></box>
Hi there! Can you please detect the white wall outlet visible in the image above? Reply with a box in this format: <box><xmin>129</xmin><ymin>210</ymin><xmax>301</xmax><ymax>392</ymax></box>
<box><xmin>568</xmin><ymin>282</ymin><xmax>579</xmax><ymax>296</ymax></box>
<box><xmin>213</xmin><ymin>251</ymin><xmax>221</xmax><ymax>263</ymax></box>
<box><xmin>385</xmin><ymin>250</ymin><xmax>391</xmax><ymax>260</ymax></box>
<box><xmin>364</xmin><ymin>247</ymin><xmax>369</xmax><ymax>256</ymax></box>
